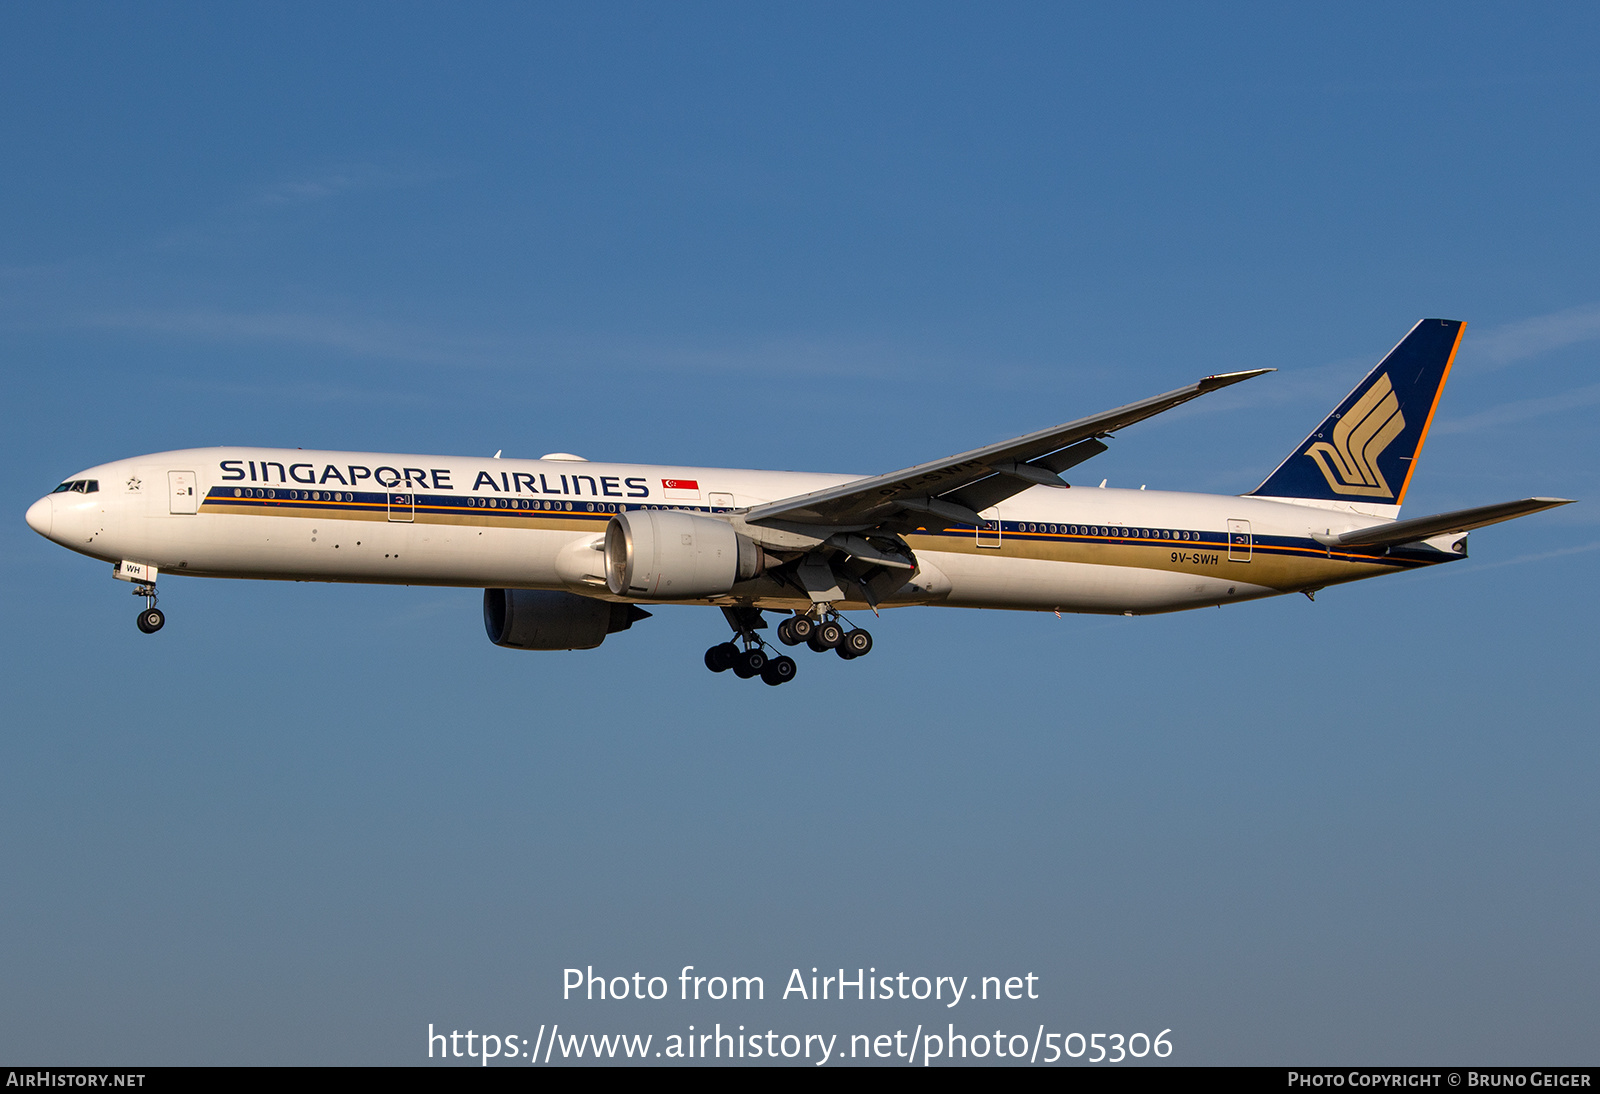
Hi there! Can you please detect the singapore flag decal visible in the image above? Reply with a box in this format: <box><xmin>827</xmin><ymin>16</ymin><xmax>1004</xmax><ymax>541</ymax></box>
<box><xmin>661</xmin><ymin>478</ymin><xmax>702</xmax><ymax>500</ymax></box>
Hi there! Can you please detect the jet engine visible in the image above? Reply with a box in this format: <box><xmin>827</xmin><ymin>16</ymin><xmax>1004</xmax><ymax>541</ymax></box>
<box><xmin>483</xmin><ymin>588</ymin><xmax>649</xmax><ymax>650</ymax></box>
<box><xmin>603</xmin><ymin>510</ymin><xmax>768</xmax><ymax>598</ymax></box>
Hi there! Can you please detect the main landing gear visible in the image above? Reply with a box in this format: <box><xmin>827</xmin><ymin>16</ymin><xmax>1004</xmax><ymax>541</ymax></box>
<box><xmin>704</xmin><ymin>606</ymin><xmax>798</xmax><ymax>686</ymax></box>
<box><xmin>776</xmin><ymin>613</ymin><xmax>873</xmax><ymax>660</ymax></box>
<box><xmin>704</xmin><ymin>641</ymin><xmax>796</xmax><ymax>686</ymax></box>
<box><xmin>133</xmin><ymin>583</ymin><xmax>165</xmax><ymax>634</ymax></box>
<box><xmin>703</xmin><ymin>607</ymin><xmax>875</xmax><ymax>685</ymax></box>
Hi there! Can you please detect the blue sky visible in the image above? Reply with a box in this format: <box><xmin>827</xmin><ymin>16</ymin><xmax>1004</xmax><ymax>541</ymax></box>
<box><xmin>2</xmin><ymin>3</ymin><xmax>1596</xmax><ymax>1065</ymax></box>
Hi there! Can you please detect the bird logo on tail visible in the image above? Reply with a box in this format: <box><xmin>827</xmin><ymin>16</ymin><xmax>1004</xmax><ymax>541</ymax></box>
<box><xmin>1303</xmin><ymin>372</ymin><xmax>1406</xmax><ymax>499</ymax></box>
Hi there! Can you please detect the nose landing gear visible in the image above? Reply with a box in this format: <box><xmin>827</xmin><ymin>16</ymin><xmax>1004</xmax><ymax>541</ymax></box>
<box><xmin>132</xmin><ymin>583</ymin><xmax>164</xmax><ymax>633</ymax></box>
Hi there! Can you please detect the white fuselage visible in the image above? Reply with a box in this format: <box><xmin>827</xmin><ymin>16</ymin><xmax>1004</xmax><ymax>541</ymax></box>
<box><xmin>26</xmin><ymin>447</ymin><xmax>1458</xmax><ymax>616</ymax></box>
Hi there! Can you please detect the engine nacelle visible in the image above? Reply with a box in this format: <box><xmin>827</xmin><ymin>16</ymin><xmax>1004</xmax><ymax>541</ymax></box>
<box><xmin>483</xmin><ymin>588</ymin><xmax>648</xmax><ymax>650</ymax></box>
<box><xmin>604</xmin><ymin>510</ymin><xmax>766</xmax><ymax>598</ymax></box>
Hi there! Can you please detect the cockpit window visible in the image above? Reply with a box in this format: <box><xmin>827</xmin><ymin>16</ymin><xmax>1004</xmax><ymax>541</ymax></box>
<box><xmin>50</xmin><ymin>479</ymin><xmax>98</xmax><ymax>494</ymax></box>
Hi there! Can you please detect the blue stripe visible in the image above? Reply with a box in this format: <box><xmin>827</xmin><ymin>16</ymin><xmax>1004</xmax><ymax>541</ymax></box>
<box><xmin>205</xmin><ymin>487</ymin><xmax>1440</xmax><ymax>569</ymax></box>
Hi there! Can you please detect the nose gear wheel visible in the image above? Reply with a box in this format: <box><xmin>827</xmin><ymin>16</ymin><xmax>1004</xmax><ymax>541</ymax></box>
<box><xmin>131</xmin><ymin>582</ymin><xmax>164</xmax><ymax>634</ymax></box>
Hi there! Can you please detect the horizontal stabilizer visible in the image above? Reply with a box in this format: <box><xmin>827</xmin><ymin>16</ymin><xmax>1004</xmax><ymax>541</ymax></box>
<box><xmin>1311</xmin><ymin>497</ymin><xmax>1574</xmax><ymax>549</ymax></box>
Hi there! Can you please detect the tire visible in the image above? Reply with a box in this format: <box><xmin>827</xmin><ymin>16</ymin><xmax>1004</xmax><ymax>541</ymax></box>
<box><xmin>840</xmin><ymin>628</ymin><xmax>872</xmax><ymax>657</ymax></box>
<box><xmin>788</xmin><ymin>616</ymin><xmax>814</xmax><ymax>643</ymax></box>
<box><xmin>705</xmin><ymin>642</ymin><xmax>739</xmax><ymax>672</ymax></box>
<box><xmin>815</xmin><ymin>620</ymin><xmax>844</xmax><ymax>649</ymax></box>
<box><xmin>776</xmin><ymin>619</ymin><xmax>801</xmax><ymax>646</ymax></box>
<box><xmin>835</xmin><ymin>643</ymin><xmax>857</xmax><ymax>660</ymax></box>
<box><xmin>138</xmin><ymin>608</ymin><xmax>164</xmax><ymax>633</ymax></box>
<box><xmin>733</xmin><ymin>648</ymin><xmax>767</xmax><ymax>679</ymax></box>
<box><xmin>761</xmin><ymin>655</ymin><xmax>797</xmax><ymax>686</ymax></box>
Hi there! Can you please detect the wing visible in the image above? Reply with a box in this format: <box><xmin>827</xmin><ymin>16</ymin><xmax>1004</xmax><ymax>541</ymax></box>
<box><xmin>745</xmin><ymin>369</ymin><xmax>1274</xmax><ymax>530</ymax></box>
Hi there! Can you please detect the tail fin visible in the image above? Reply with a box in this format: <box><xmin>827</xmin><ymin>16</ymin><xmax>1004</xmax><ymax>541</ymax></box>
<box><xmin>1248</xmin><ymin>318</ymin><xmax>1465</xmax><ymax>507</ymax></box>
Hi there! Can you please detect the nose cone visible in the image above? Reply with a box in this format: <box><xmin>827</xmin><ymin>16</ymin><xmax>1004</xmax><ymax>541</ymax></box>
<box><xmin>25</xmin><ymin>495</ymin><xmax>53</xmax><ymax>539</ymax></box>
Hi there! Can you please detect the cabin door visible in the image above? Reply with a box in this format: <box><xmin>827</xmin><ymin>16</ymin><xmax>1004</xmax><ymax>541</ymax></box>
<box><xmin>976</xmin><ymin>508</ymin><xmax>1002</xmax><ymax>548</ymax></box>
<box><xmin>1227</xmin><ymin>519</ymin><xmax>1252</xmax><ymax>561</ymax></box>
<box><xmin>167</xmin><ymin>471</ymin><xmax>198</xmax><ymax>514</ymax></box>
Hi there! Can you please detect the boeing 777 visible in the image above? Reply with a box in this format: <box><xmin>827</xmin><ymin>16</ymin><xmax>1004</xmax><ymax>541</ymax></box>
<box><xmin>24</xmin><ymin>319</ymin><xmax>1572</xmax><ymax>685</ymax></box>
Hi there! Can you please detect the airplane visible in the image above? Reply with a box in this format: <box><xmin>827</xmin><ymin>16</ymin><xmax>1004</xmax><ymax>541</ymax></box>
<box><xmin>24</xmin><ymin>318</ymin><xmax>1572</xmax><ymax>686</ymax></box>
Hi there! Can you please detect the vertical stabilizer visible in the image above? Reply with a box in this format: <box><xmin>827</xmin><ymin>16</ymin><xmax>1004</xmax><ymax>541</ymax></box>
<box><xmin>1248</xmin><ymin>318</ymin><xmax>1464</xmax><ymax>507</ymax></box>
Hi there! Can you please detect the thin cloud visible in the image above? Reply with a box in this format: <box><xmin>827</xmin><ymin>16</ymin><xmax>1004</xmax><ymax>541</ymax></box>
<box><xmin>0</xmin><ymin>261</ymin><xmax>73</xmax><ymax>281</ymax></box>
<box><xmin>178</xmin><ymin>376</ymin><xmax>435</xmax><ymax>407</ymax></box>
<box><xmin>1161</xmin><ymin>354</ymin><xmax>1373</xmax><ymax>422</ymax></box>
<box><xmin>1434</xmin><ymin>380</ymin><xmax>1600</xmax><ymax>434</ymax></box>
<box><xmin>256</xmin><ymin>173</ymin><xmax>373</xmax><ymax>206</ymax></box>
<box><xmin>1163</xmin><ymin>302</ymin><xmax>1600</xmax><ymax>431</ymax></box>
<box><xmin>1460</xmin><ymin>303</ymin><xmax>1600</xmax><ymax>370</ymax></box>
<box><xmin>382</xmin><ymin>593</ymin><xmax>472</xmax><ymax>626</ymax></box>
<box><xmin>80</xmin><ymin>306</ymin><xmax>928</xmax><ymax>381</ymax></box>
<box><xmin>86</xmin><ymin>307</ymin><xmax>504</xmax><ymax>367</ymax></box>
<box><xmin>1165</xmin><ymin>303</ymin><xmax>1600</xmax><ymax>427</ymax></box>
<box><xmin>144</xmin><ymin>162</ymin><xmax>459</xmax><ymax>252</ymax></box>
<box><xmin>1434</xmin><ymin>538</ymin><xmax>1600</xmax><ymax>578</ymax></box>
<box><xmin>610</xmin><ymin>335</ymin><xmax>917</xmax><ymax>381</ymax></box>
<box><xmin>251</xmin><ymin>163</ymin><xmax>455</xmax><ymax>207</ymax></box>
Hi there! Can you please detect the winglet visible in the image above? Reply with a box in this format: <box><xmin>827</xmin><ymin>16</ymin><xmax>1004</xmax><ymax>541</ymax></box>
<box><xmin>1197</xmin><ymin>367</ymin><xmax>1275</xmax><ymax>393</ymax></box>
